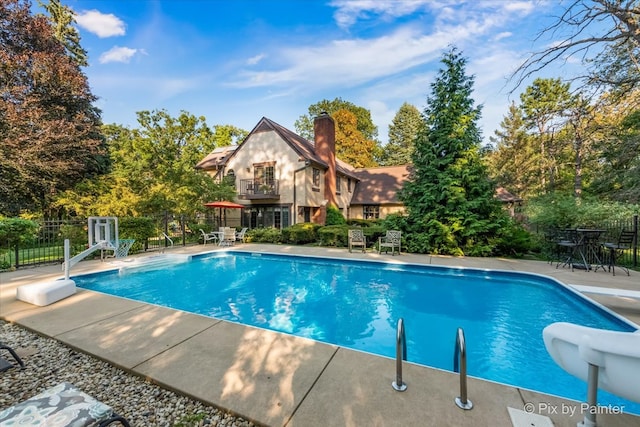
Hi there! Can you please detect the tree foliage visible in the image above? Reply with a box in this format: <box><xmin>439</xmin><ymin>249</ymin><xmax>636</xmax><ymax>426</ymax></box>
<box><xmin>511</xmin><ymin>0</ymin><xmax>640</xmax><ymax>96</ymax></box>
<box><xmin>295</xmin><ymin>97</ymin><xmax>379</xmax><ymax>142</ymax></box>
<box><xmin>519</xmin><ymin>78</ymin><xmax>577</xmax><ymax>193</ymax></box>
<box><xmin>488</xmin><ymin>80</ymin><xmax>640</xmax><ymax>203</ymax></box>
<box><xmin>400</xmin><ymin>47</ymin><xmax>505</xmax><ymax>256</ymax></box>
<box><xmin>380</xmin><ymin>102</ymin><xmax>422</xmax><ymax>166</ymax></box>
<box><xmin>333</xmin><ymin>109</ymin><xmax>378</xmax><ymax>167</ymax></box>
<box><xmin>38</xmin><ymin>0</ymin><xmax>88</xmax><ymax>66</ymax></box>
<box><xmin>0</xmin><ymin>0</ymin><xmax>105</xmax><ymax>215</ymax></box>
<box><xmin>487</xmin><ymin>103</ymin><xmax>537</xmax><ymax>198</ymax></box>
<box><xmin>212</xmin><ymin>124</ymin><xmax>248</xmax><ymax>147</ymax></box>
<box><xmin>55</xmin><ymin>110</ymin><xmax>234</xmax><ymax>216</ymax></box>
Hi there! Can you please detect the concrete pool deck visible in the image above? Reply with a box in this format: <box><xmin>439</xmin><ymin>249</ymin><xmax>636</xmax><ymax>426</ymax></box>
<box><xmin>1</xmin><ymin>244</ymin><xmax>639</xmax><ymax>427</ymax></box>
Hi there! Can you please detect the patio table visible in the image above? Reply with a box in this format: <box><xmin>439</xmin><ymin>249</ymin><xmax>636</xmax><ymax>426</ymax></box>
<box><xmin>574</xmin><ymin>229</ymin><xmax>607</xmax><ymax>271</ymax></box>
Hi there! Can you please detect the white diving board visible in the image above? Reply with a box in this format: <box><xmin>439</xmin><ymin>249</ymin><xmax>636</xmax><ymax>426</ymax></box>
<box><xmin>571</xmin><ymin>285</ymin><xmax>640</xmax><ymax>299</ymax></box>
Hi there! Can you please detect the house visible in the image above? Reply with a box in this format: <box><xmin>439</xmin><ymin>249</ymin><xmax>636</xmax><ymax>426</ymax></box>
<box><xmin>197</xmin><ymin>113</ymin><xmax>373</xmax><ymax>228</ymax></box>
<box><xmin>196</xmin><ymin>114</ymin><xmax>519</xmax><ymax>228</ymax></box>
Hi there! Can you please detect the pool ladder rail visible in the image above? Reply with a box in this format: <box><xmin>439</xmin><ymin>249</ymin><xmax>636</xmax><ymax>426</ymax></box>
<box><xmin>391</xmin><ymin>320</ymin><xmax>473</xmax><ymax>410</ymax></box>
<box><xmin>453</xmin><ymin>327</ymin><xmax>473</xmax><ymax>410</ymax></box>
<box><xmin>392</xmin><ymin>318</ymin><xmax>407</xmax><ymax>391</ymax></box>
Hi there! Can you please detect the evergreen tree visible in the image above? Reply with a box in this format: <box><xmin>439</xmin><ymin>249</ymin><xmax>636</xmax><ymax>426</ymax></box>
<box><xmin>39</xmin><ymin>0</ymin><xmax>88</xmax><ymax>66</ymax></box>
<box><xmin>380</xmin><ymin>102</ymin><xmax>422</xmax><ymax>165</ymax></box>
<box><xmin>400</xmin><ymin>47</ymin><xmax>503</xmax><ymax>255</ymax></box>
<box><xmin>487</xmin><ymin>102</ymin><xmax>538</xmax><ymax>198</ymax></box>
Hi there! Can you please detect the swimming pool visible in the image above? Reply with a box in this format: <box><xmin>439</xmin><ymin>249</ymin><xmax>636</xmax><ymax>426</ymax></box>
<box><xmin>74</xmin><ymin>251</ymin><xmax>640</xmax><ymax>414</ymax></box>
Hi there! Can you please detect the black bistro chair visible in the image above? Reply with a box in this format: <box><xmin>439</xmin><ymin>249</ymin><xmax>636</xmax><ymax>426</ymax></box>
<box><xmin>602</xmin><ymin>229</ymin><xmax>635</xmax><ymax>276</ymax></box>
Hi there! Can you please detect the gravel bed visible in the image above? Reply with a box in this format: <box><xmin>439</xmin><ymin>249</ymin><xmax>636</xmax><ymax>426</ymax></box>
<box><xmin>0</xmin><ymin>321</ymin><xmax>257</xmax><ymax>427</ymax></box>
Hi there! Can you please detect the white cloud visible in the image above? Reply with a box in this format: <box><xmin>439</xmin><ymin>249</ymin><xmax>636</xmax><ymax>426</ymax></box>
<box><xmin>99</xmin><ymin>46</ymin><xmax>138</xmax><ymax>64</ymax></box>
<box><xmin>493</xmin><ymin>31</ymin><xmax>512</xmax><ymax>41</ymax></box>
<box><xmin>246</xmin><ymin>53</ymin><xmax>266</xmax><ymax>65</ymax></box>
<box><xmin>330</xmin><ymin>0</ymin><xmax>431</xmax><ymax>28</ymax></box>
<box><xmin>503</xmin><ymin>1</ymin><xmax>535</xmax><ymax>14</ymax></box>
<box><xmin>75</xmin><ymin>10</ymin><xmax>126</xmax><ymax>38</ymax></box>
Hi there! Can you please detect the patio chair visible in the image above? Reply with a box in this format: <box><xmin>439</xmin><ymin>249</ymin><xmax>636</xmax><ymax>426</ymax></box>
<box><xmin>602</xmin><ymin>229</ymin><xmax>635</xmax><ymax>276</ymax></box>
<box><xmin>220</xmin><ymin>227</ymin><xmax>236</xmax><ymax>246</ymax></box>
<box><xmin>348</xmin><ymin>229</ymin><xmax>366</xmax><ymax>253</ymax></box>
<box><xmin>199</xmin><ymin>229</ymin><xmax>218</xmax><ymax>245</ymax></box>
<box><xmin>236</xmin><ymin>227</ymin><xmax>248</xmax><ymax>243</ymax></box>
<box><xmin>0</xmin><ymin>343</ymin><xmax>25</xmax><ymax>372</ymax></box>
<box><xmin>0</xmin><ymin>382</ymin><xmax>130</xmax><ymax>426</ymax></box>
<box><xmin>378</xmin><ymin>230</ymin><xmax>401</xmax><ymax>255</ymax></box>
<box><xmin>555</xmin><ymin>228</ymin><xmax>579</xmax><ymax>271</ymax></box>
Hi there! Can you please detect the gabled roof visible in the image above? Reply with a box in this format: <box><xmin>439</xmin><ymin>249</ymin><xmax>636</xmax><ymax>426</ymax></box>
<box><xmin>196</xmin><ymin>117</ymin><xmax>360</xmax><ymax>180</ymax></box>
<box><xmin>351</xmin><ymin>165</ymin><xmax>411</xmax><ymax>204</ymax></box>
<box><xmin>195</xmin><ymin>145</ymin><xmax>238</xmax><ymax>170</ymax></box>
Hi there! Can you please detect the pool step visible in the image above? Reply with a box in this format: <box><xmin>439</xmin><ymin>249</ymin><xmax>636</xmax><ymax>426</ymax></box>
<box><xmin>118</xmin><ymin>254</ymin><xmax>192</xmax><ymax>273</ymax></box>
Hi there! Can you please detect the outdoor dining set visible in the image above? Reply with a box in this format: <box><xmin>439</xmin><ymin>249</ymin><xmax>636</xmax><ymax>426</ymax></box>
<box><xmin>199</xmin><ymin>227</ymin><xmax>248</xmax><ymax>247</ymax></box>
<box><xmin>550</xmin><ymin>228</ymin><xmax>636</xmax><ymax>276</ymax></box>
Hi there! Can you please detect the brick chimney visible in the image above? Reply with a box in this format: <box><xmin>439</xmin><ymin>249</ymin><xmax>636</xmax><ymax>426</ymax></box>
<box><xmin>314</xmin><ymin>112</ymin><xmax>337</xmax><ymax>207</ymax></box>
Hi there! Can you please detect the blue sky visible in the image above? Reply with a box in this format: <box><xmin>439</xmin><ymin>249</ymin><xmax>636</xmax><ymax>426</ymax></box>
<box><xmin>42</xmin><ymin>1</ymin><xmax>581</xmax><ymax>144</ymax></box>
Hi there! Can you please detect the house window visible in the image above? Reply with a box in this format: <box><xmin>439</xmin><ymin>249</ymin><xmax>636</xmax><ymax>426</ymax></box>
<box><xmin>312</xmin><ymin>168</ymin><xmax>320</xmax><ymax>187</ymax></box>
<box><xmin>347</xmin><ymin>178</ymin><xmax>352</xmax><ymax>192</ymax></box>
<box><xmin>363</xmin><ymin>205</ymin><xmax>380</xmax><ymax>220</ymax></box>
<box><xmin>243</xmin><ymin>206</ymin><xmax>290</xmax><ymax>229</ymax></box>
<box><xmin>254</xmin><ymin>164</ymin><xmax>275</xmax><ymax>185</ymax></box>
<box><xmin>336</xmin><ymin>175</ymin><xmax>341</xmax><ymax>194</ymax></box>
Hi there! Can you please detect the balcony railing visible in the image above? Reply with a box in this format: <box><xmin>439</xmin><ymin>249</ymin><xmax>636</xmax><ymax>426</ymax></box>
<box><xmin>238</xmin><ymin>179</ymin><xmax>280</xmax><ymax>200</ymax></box>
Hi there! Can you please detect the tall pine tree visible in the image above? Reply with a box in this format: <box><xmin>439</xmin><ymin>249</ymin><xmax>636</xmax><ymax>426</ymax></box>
<box><xmin>400</xmin><ymin>47</ymin><xmax>503</xmax><ymax>255</ymax></box>
<box><xmin>380</xmin><ymin>102</ymin><xmax>422</xmax><ymax>166</ymax></box>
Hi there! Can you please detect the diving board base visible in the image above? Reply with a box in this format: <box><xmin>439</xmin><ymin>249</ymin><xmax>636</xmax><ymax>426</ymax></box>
<box><xmin>16</xmin><ymin>279</ymin><xmax>76</xmax><ymax>306</ymax></box>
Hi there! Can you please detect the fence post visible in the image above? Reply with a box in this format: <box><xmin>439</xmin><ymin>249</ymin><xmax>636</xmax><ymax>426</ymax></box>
<box><xmin>634</xmin><ymin>214</ymin><xmax>638</xmax><ymax>268</ymax></box>
<box><xmin>13</xmin><ymin>244</ymin><xmax>19</xmax><ymax>269</ymax></box>
<box><xmin>181</xmin><ymin>215</ymin><xmax>186</xmax><ymax>246</ymax></box>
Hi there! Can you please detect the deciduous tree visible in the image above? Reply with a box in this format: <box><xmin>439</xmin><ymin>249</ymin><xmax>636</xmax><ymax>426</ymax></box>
<box><xmin>512</xmin><ymin>0</ymin><xmax>640</xmax><ymax>96</ymax></box>
<box><xmin>295</xmin><ymin>97</ymin><xmax>379</xmax><ymax>142</ymax></box>
<box><xmin>0</xmin><ymin>0</ymin><xmax>105</xmax><ymax>215</ymax></box>
<box><xmin>55</xmin><ymin>110</ymin><xmax>234</xmax><ymax>216</ymax></box>
<box><xmin>333</xmin><ymin>109</ymin><xmax>378</xmax><ymax>168</ymax></box>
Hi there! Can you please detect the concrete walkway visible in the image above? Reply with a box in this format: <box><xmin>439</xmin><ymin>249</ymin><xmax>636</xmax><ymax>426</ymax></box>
<box><xmin>1</xmin><ymin>244</ymin><xmax>639</xmax><ymax>427</ymax></box>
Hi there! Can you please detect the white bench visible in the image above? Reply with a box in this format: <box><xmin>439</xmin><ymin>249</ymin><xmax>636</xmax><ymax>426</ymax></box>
<box><xmin>16</xmin><ymin>279</ymin><xmax>76</xmax><ymax>306</ymax></box>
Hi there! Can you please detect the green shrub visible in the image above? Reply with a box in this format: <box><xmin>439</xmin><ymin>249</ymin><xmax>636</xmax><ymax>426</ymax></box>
<box><xmin>246</xmin><ymin>227</ymin><xmax>282</xmax><ymax>243</ymax></box>
<box><xmin>118</xmin><ymin>217</ymin><xmax>155</xmax><ymax>253</ymax></box>
<box><xmin>492</xmin><ymin>219</ymin><xmax>533</xmax><ymax>257</ymax></box>
<box><xmin>281</xmin><ymin>223</ymin><xmax>321</xmax><ymax>244</ymax></box>
<box><xmin>0</xmin><ymin>218</ymin><xmax>39</xmax><ymax>247</ymax></box>
<box><xmin>526</xmin><ymin>193</ymin><xmax>640</xmax><ymax>230</ymax></box>
<box><xmin>318</xmin><ymin>225</ymin><xmax>349</xmax><ymax>247</ymax></box>
<box><xmin>59</xmin><ymin>224</ymin><xmax>86</xmax><ymax>245</ymax></box>
<box><xmin>325</xmin><ymin>205</ymin><xmax>346</xmax><ymax>226</ymax></box>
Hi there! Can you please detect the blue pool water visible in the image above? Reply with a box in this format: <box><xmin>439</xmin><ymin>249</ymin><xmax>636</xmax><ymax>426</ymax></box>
<box><xmin>74</xmin><ymin>251</ymin><xmax>640</xmax><ymax>414</ymax></box>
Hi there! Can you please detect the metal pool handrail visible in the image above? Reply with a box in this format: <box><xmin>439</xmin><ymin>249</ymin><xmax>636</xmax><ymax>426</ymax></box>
<box><xmin>392</xmin><ymin>318</ymin><xmax>407</xmax><ymax>391</ymax></box>
<box><xmin>453</xmin><ymin>327</ymin><xmax>473</xmax><ymax>410</ymax></box>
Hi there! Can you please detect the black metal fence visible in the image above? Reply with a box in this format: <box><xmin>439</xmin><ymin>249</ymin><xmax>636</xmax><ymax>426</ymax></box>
<box><xmin>2</xmin><ymin>214</ymin><xmax>638</xmax><ymax>271</ymax></box>
<box><xmin>594</xmin><ymin>214</ymin><xmax>638</xmax><ymax>269</ymax></box>
<box><xmin>0</xmin><ymin>213</ymin><xmax>220</xmax><ymax>270</ymax></box>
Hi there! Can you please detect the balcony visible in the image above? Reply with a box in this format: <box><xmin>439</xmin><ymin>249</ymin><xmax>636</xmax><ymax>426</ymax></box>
<box><xmin>238</xmin><ymin>179</ymin><xmax>280</xmax><ymax>200</ymax></box>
